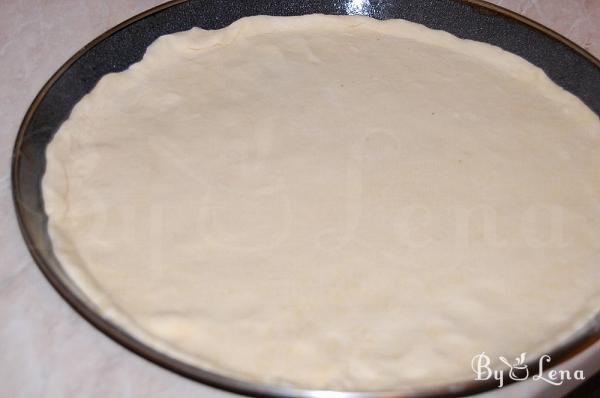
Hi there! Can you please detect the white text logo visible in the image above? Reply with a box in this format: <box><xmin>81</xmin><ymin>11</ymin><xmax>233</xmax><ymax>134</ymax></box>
<box><xmin>471</xmin><ymin>352</ymin><xmax>585</xmax><ymax>387</ymax></box>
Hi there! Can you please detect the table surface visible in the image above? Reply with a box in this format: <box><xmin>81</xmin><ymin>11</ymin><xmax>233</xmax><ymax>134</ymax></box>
<box><xmin>1</xmin><ymin>1</ymin><xmax>599</xmax><ymax>397</ymax></box>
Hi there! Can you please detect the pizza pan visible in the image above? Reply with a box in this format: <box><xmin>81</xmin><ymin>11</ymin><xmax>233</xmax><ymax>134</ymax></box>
<box><xmin>11</xmin><ymin>0</ymin><xmax>600</xmax><ymax>397</ymax></box>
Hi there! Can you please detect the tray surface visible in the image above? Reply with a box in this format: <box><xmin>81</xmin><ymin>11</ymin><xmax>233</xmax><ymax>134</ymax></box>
<box><xmin>11</xmin><ymin>1</ymin><xmax>600</xmax><ymax>397</ymax></box>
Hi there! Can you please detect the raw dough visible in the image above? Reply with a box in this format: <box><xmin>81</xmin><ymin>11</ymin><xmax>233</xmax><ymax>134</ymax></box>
<box><xmin>43</xmin><ymin>15</ymin><xmax>600</xmax><ymax>391</ymax></box>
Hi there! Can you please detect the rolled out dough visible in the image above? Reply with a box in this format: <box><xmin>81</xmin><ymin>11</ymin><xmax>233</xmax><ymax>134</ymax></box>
<box><xmin>43</xmin><ymin>15</ymin><xmax>600</xmax><ymax>391</ymax></box>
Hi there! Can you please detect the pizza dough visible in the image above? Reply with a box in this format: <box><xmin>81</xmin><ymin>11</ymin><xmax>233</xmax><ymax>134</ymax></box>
<box><xmin>43</xmin><ymin>15</ymin><xmax>600</xmax><ymax>391</ymax></box>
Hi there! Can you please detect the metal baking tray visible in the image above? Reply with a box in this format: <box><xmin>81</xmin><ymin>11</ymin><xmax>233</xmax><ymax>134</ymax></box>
<box><xmin>11</xmin><ymin>0</ymin><xmax>600</xmax><ymax>397</ymax></box>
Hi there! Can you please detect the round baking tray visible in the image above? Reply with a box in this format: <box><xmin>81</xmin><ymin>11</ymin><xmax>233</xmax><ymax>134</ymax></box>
<box><xmin>11</xmin><ymin>0</ymin><xmax>600</xmax><ymax>397</ymax></box>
